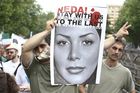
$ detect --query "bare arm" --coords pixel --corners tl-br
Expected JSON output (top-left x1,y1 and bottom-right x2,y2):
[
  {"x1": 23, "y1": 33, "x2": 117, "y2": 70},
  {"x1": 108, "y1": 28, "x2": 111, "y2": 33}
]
[
  {"x1": 104, "y1": 22, "x2": 131, "y2": 49},
  {"x1": 79, "y1": 84, "x2": 87, "y2": 93},
  {"x1": 21, "y1": 19, "x2": 55, "y2": 68},
  {"x1": 130, "y1": 80, "x2": 136, "y2": 93},
  {"x1": 130, "y1": 89, "x2": 136, "y2": 93}
]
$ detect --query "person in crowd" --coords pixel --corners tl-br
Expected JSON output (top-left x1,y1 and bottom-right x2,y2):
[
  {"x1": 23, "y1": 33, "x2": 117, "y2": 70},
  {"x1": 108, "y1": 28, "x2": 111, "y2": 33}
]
[
  {"x1": 79, "y1": 22, "x2": 136, "y2": 93},
  {"x1": 0, "y1": 44, "x2": 6, "y2": 70},
  {"x1": 21, "y1": 19, "x2": 78, "y2": 93},
  {"x1": 3, "y1": 43, "x2": 21, "y2": 76},
  {"x1": 2, "y1": 43, "x2": 30, "y2": 93},
  {"x1": 15, "y1": 65, "x2": 31, "y2": 93},
  {"x1": 87, "y1": 38, "x2": 135, "y2": 93},
  {"x1": 0, "y1": 70, "x2": 19, "y2": 93},
  {"x1": 0, "y1": 44, "x2": 7, "y2": 62}
]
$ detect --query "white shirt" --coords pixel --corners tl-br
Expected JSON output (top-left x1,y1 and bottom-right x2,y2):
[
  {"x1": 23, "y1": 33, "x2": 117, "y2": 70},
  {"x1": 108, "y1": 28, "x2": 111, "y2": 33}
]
[
  {"x1": 3, "y1": 60, "x2": 20, "y2": 76},
  {"x1": 15, "y1": 65, "x2": 31, "y2": 92},
  {"x1": 15, "y1": 65, "x2": 29, "y2": 85}
]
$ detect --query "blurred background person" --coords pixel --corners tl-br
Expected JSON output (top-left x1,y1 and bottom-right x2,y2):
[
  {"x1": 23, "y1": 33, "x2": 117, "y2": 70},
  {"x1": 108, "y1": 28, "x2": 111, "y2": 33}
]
[
  {"x1": 2, "y1": 43, "x2": 30, "y2": 93},
  {"x1": 15, "y1": 65, "x2": 31, "y2": 93},
  {"x1": 0, "y1": 44, "x2": 8, "y2": 70},
  {"x1": 2, "y1": 43, "x2": 21, "y2": 76}
]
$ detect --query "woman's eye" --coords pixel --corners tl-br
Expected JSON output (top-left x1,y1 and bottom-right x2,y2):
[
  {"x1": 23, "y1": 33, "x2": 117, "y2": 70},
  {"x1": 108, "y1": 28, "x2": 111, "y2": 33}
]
[
  {"x1": 82, "y1": 40, "x2": 94, "y2": 46},
  {"x1": 57, "y1": 41, "x2": 69, "y2": 46}
]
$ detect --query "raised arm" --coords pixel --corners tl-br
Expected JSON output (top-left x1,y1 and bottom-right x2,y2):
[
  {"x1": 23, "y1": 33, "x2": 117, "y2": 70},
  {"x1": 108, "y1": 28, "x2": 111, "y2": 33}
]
[
  {"x1": 21, "y1": 19, "x2": 56, "y2": 68},
  {"x1": 104, "y1": 22, "x2": 131, "y2": 49}
]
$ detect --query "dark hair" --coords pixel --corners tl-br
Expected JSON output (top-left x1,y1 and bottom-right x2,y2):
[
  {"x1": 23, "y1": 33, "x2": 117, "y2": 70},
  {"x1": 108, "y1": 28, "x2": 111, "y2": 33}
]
[
  {"x1": 0, "y1": 71, "x2": 19, "y2": 93},
  {"x1": 116, "y1": 38, "x2": 126, "y2": 48},
  {"x1": 7, "y1": 73, "x2": 19, "y2": 93},
  {"x1": 96, "y1": 28, "x2": 101, "y2": 38},
  {"x1": 45, "y1": 33, "x2": 51, "y2": 45}
]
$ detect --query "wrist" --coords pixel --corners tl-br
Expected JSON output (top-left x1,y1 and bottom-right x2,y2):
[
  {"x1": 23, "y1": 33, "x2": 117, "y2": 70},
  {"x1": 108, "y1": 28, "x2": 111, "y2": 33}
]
[
  {"x1": 112, "y1": 34, "x2": 119, "y2": 41},
  {"x1": 113, "y1": 32, "x2": 123, "y2": 40},
  {"x1": 115, "y1": 33, "x2": 123, "y2": 38},
  {"x1": 43, "y1": 30, "x2": 50, "y2": 37}
]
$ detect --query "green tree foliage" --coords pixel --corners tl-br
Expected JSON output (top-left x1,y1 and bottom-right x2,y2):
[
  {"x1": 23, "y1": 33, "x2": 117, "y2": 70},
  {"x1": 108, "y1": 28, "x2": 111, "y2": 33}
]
[
  {"x1": 115, "y1": 0, "x2": 140, "y2": 48},
  {"x1": 32, "y1": 12, "x2": 54, "y2": 35},
  {"x1": 0, "y1": 0, "x2": 54, "y2": 38},
  {"x1": 106, "y1": 15, "x2": 113, "y2": 34}
]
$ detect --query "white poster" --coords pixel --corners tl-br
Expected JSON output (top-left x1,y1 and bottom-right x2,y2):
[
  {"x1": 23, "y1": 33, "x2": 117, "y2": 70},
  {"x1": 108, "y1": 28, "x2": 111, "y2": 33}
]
[{"x1": 50, "y1": 5, "x2": 107, "y2": 85}]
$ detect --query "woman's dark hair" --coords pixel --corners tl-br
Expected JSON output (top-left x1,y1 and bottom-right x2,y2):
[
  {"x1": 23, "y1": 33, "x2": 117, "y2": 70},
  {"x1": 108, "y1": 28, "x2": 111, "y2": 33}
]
[
  {"x1": 45, "y1": 33, "x2": 51, "y2": 45},
  {"x1": 96, "y1": 28, "x2": 101, "y2": 38}
]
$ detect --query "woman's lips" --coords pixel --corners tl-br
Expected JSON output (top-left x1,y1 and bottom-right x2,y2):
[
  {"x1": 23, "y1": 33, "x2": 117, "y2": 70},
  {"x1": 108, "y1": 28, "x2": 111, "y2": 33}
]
[{"x1": 66, "y1": 67, "x2": 85, "y2": 74}]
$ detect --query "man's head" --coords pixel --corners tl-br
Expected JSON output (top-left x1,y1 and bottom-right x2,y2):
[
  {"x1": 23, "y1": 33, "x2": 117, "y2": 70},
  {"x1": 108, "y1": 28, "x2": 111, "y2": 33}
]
[
  {"x1": 34, "y1": 39, "x2": 49, "y2": 54},
  {"x1": 106, "y1": 38, "x2": 126, "y2": 61},
  {"x1": 6, "y1": 43, "x2": 19, "y2": 60},
  {"x1": 34, "y1": 39, "x2": 50, "y2": 62}
]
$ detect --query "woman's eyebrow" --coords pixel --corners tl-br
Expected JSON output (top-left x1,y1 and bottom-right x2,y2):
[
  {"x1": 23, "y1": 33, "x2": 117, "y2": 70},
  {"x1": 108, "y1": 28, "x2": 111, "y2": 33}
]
[
  {"x1": 80, "y1": 33, "x2": 95, "y2": 38},
  {"x1": 56, "y1": 34, "x2": 70, "y2": 38}
]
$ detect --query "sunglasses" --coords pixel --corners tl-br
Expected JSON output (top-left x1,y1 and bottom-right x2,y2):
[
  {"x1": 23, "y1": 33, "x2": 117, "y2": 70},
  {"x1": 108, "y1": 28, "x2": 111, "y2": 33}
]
[{"x1": 6, "y1": 51, "x2": 14, "y2": 54}]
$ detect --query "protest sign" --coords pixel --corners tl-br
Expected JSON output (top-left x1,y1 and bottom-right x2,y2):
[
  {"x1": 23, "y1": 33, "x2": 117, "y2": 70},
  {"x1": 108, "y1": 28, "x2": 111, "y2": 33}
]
[{"x1": 50, "y1": 5, "x2": 107, "y2": 85}]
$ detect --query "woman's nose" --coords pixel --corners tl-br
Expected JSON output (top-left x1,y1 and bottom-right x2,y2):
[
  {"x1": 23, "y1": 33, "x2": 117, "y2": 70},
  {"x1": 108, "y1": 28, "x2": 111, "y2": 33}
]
[{"x1": 68, "y1": 43, "x2": 80, "y2": 61}]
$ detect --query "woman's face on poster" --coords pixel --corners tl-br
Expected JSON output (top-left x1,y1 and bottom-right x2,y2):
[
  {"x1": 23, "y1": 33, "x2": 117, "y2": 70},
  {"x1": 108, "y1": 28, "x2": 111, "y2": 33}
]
[{"x1": 54, "y1": 26, "x2": 100, "y2": 84}]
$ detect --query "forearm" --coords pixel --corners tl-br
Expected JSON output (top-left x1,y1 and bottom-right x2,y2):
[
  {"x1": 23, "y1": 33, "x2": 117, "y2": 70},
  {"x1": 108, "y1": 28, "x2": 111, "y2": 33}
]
[
  {"x1": 21, "y1": 30, "x2": 50, "y2": 67},
  {"x1": 130, "y1": 89, "x2": 136, "y2": 93},
  {"x1": 130, "y1": 81, "x2": 136, "y2": 93},
  {"x1": 23, "y1": 30, "x2": 50, "y2": 52},
  {"x1": 79, "y1": 84, "x2": 87, "y2": 93},
  {"x1": 104, "y1": 22, "x2": 131, "y2": 49},
  {"x1": 104, "y1": 33, "x2": 121, "y2": 49},
  {"x1": 104, "y1": 36, "x2": 116, "y2": 49}
]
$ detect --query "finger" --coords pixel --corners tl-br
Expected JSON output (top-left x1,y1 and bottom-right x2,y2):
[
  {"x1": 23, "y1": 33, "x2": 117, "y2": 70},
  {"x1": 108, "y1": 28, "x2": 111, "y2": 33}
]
[
  {"x1": 122, "y1": 22, "x2": 128, "y2": 28},
  {"x1": 46, "y1": 18, "x2": 54, "y2": 25},
  {"x1": 50, "y1": 24, "x2": 54, "y2": 28},
  {"x1": 51, "y1": 18, "x2": 57, "y2": 22},
  {"x1": 125, "y1": 24, "x2": 131, "y2": 29},
  {"x1": 54, "y1": 17, "x2": 57, "y2": 20},
  {"x1": 47, "y1": 19, "x2": 55, "y2": 28},
  {"x1": 51, "y1": 18, "x2": 57, "y2": 26},
  {"x1": 54, "y1": 20, "x2": 57, "y2": 25},
  {"x1": 123, "y1": 31, "x2": 129, "y2": 36}
]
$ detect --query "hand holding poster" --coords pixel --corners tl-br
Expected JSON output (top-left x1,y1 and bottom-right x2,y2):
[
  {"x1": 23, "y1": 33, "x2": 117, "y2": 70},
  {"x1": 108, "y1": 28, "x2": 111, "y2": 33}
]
[{"x1": 50, "y1": 5, "x2": 107, "y2": 85}]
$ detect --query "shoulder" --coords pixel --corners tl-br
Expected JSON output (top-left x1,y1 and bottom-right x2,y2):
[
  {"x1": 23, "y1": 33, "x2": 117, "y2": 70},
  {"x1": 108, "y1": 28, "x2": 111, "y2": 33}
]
[
  {"x1": 16, "y1": 65, "x2": 24, "y2": 71},
  {"x1": 2, "y1": 61, "x2": 12, "y2": 66},
  {"x1": 120, "y1": 64, "x2": 130, "y2": 71},
  {"x1": 119, "y1": 64, "x2": 132, "y2": 75},
  {"x1": 21, "y1": 52, "x2": 35, "y2": 69}
]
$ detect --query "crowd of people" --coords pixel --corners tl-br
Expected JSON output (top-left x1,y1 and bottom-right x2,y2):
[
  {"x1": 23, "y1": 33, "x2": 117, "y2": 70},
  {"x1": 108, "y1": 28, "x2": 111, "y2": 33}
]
[
  {"x1": 0, "y1": 43, "x2": 30, "y2": 93},
  {"x1": 0, "y1": 18, "x2": 136, "y2": 93}
]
